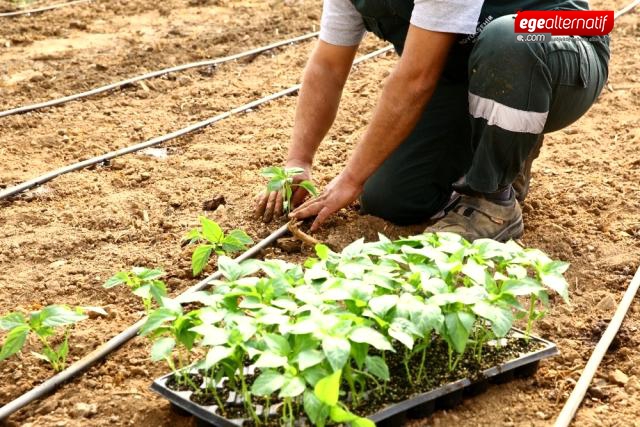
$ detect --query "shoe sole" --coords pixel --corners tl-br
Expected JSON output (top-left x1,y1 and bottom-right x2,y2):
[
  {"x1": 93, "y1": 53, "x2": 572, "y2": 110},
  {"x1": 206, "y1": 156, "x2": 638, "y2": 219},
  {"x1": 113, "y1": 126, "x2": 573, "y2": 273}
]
[{"x1": 492, "y1": 217, "x2": 524, "y2": 242}]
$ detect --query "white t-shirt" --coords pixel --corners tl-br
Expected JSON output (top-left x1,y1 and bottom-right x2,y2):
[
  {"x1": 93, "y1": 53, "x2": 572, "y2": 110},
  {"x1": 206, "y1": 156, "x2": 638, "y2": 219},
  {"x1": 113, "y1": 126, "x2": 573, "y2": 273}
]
[{"x1": 319, "y1": 0, "x2": 484, "y2": 46}]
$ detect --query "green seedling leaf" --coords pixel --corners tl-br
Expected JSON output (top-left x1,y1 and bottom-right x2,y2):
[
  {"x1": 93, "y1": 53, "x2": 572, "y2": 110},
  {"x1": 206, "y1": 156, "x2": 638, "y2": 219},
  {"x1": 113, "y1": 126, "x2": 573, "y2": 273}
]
[
  {"x1": 368, "y1": 295, "x2": 398, "y2": 317},
  {"x1": 330, "y1": 405, "x2": 357, "y2": 423},
  {"x1": 255, "y1": 351, "x2": 288, "y2": 369},
  {"x1": 315, "y1": 244, "x2": 331, "y2": 261},
  {"x1": 314, "y1": 369, "x2": 341, "y2": 406},
  {"x1": 263, "y1": 333, "x2": 291, "y2": 356},
  {"x1": 472, "y1": 301, "x2": 513, "y2": 337},
  {"x1": 151, "y1": 337, "x2": 175, "y2": 361},
  {"x1": 279, "y1": 375, "x2": 306, "y2": 398},
  {"x1": 322, "y1": 336, "x2": 350, "y2": 371},
  {"x1": 365, "y1": 355, "x2": 390, "y2": 381},
  {"x1": 191, "y1": 244, "x2": 214, "y2": 276},
  {"x1": 40, "y1": 305, "x2": 87, "y2": 327},
  {"x1": 462, "y1": 259, "x2": 488, "y2": 286},
  {"x1": 0, "y1": 312, "x2": 27, "y2": 330},
  {"x1": 349, "y1": 326, "x2": 392, "y2": 351},
  {"x1": 501, "y1": 278, "x2": 545, "y2": 296},
  {"x1": 204, "y1": 346, "x2": 233, "y2": 369},
  {"x1": 221, "y1": 230, "x2": 253, "y2": 253},
  {"x1": 444, "y1": 311, "x2": 475, "y2": 354},
  {"x1": 297, "y1": 180, "x2": 318, "y2": 197},
  {"x1": 140, "y1": 308, "x2": 177, "y2": 336},
  {"x1": 540, "y1": 272, "x2": 570, "y2": 303},
  {"x1": 190, "y1": 324, "x2": 228, "y2": 346},
  {"x1": 296, "y1": 349, "x2": 325, "y2": 371},
  {"x1": 200, "y1": 216, "x2": 224, "y2": 243},
  {"x1": 304, "y1": 390, "x2": 330, "y2": 427},
  {"x1": 103, "y1": 272, "x2": 129, "y2": 288},
  {"x1": 0, "y1": 324, "x2": 30, "y2": 361},
  {"x1": 251, "y1": 370, "x2": 286, "y2": 396}
]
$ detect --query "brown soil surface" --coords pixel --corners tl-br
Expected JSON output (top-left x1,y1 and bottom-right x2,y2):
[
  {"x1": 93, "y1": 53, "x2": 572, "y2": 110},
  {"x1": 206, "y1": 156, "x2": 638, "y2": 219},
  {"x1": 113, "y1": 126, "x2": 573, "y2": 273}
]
[{"x1": 0, "y1": 0, "x2": 638, "y2": 426}]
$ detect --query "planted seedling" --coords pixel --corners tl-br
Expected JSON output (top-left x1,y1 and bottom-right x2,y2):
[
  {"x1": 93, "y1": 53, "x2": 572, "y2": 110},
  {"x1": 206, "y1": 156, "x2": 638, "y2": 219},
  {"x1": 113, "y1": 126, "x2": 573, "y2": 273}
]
[
  {"x1": 183, "y1": 216, "x2": 253, "y2": 276},
  {"x1": 103, "y1": 267, "x2": 167, "y2": 313},
  {"x1": 0, "y1": 305, "x2": 105, "y2": 371},
  {"x1": 261, "y1": 166, "x2": 317, "y2": 214}
]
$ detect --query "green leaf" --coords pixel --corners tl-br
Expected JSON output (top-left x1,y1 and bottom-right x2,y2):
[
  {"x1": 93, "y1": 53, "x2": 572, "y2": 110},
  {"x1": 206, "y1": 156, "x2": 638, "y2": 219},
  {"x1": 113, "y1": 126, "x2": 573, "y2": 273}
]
[
  {"x1": 472, "y1": 301, "x2": 513, "y2": 337},
  {"x1": 139, "y1": 308, "x2": 177, "y2": 336},
  {"x1": 368, "y1": 295, "x2": 398, "y2": 317},
  {"x1": 352, "y1": 418, "x2": 376, "y2": 427},
  {"x1": 322, "y1": 336, "x2": 350, "y2": 371},
  {"x1": 444, "y1": 311, "x2": 475, "y2": 354},
  {"x1": 191, "y1": 245, "x2": 214, "y2": 276},
  {"x1": 0, "y1": 312, "x2": 27, "y2": 330},
  {"x1": 151, "y1": 337, "x2": 175, "y2": 361},
  {"x1": 255, "y1": 351, "x2": 288, "y2": 369},
  {"x1": 190, "y1": 324, "x2": 228, "y2": 346},
  {"x1": 0, "y1": 325, "x2": 29, "y2": 361},
  {"x1": 264, "y1": 333, "x2": 291, "y2": 356},
  {"x1": 222, "y1": 230, "x2": 253, "y2": 254},
  {"x1": 279, "y1": 375, "x2": 306, "y2": 398},
  {"x1": 136, "y1": 268, "x2": 164, "y2": 281},
  {"x1": 251, "y1": 370, "x2": 286, "y2": 396},
  {"x1": 349, "y1": 327, "x2": 392, "y2": 351},
  {"x1": 501, "y1": 278, "x2": 546, "y2": 296},
  {"x1": 315, "y1": 244, "x2": 331, "y2": 261},
  {"x1": 365, "y1": 355, "x2": 389, "y2": 381},
  {"x1": 540, "y1": 272, "x2": 570, "y2": 303},
  {"x1": 203, "y1": 346, "x2": 233, "y2": 369},
  {"x1": 304, "y1": 390, "x2": 329, "y2": 427},
  {"x1": 314, "y1": 369, "x2": 341, "y2": 406},
  {"x1": 462, "y1": 259, "x2": 488, "y2": 286},
  {"x1": 296, "y1": 349, "x2": 325, "y2": 371},
  {"x1": 56, "y1": 337, "x2": 69, "y2": 365},
  {"x1": 40, "y1": 305, "x2": 87, "y2": 327},
  {"x1": 103, "y1": 272, "x2": 129, "y2": 288},
  {"x1": 330, "y1": 406, "x2": 357, "y2": 423},
  {"x1": 297, "y1": 180, "x2": 318, "y2": 197},
  {"x1": 200, "y1": 216, "x2": 224, "y2": 243}
]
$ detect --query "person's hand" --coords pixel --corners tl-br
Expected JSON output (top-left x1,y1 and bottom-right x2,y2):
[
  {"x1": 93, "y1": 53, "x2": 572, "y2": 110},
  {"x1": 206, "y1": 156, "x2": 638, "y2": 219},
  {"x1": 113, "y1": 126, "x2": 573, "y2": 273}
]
[
  {"x1": 255, "y1": 162, "x2": 313, "y2": 222},
  {"x1": 289, "y1": 170, "x2": 363, "y2": 231}
]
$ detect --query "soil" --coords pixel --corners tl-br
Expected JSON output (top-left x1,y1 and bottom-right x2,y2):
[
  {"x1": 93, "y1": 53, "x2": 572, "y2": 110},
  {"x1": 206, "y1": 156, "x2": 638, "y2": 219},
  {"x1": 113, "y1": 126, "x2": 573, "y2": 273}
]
[{"x1": 0, "y1": 0, "x2": 638, "y2": 426}]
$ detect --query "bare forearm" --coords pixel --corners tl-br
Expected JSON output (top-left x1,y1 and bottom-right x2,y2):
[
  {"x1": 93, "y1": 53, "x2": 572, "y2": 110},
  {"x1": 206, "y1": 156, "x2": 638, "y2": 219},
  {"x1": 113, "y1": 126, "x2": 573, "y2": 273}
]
[{"x1": 287, "y1": 44, "x2": 356, "y2": 165}]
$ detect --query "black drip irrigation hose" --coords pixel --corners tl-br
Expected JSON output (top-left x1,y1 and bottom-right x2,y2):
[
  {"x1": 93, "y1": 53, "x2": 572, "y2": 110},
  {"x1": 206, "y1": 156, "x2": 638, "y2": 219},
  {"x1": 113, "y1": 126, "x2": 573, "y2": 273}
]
[
  {"x1": 0, "y1": 223, "x2": 290, "y2": 421},
  {"x1": 0, "y1": 31, "x2": 320, "y2": 119},
  {"x1": 0, "y1": 0, "x2": 92, "y2": 17},
  {"x1": 0, "y1": 45, "x2": 394, "y2": 202}
]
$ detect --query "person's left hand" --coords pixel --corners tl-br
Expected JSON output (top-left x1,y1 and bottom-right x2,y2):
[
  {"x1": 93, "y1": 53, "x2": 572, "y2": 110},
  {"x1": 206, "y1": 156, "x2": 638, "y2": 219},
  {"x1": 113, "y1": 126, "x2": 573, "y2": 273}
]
[{"x1": 289, "y1": 170, "x2": 363, "y2": 231}]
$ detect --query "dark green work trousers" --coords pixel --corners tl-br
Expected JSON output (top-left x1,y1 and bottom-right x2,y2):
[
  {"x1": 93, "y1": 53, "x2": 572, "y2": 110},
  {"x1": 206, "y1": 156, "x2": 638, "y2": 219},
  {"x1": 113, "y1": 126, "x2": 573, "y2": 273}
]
[{"x1": 361, "y1": 15, "x2": 610, "y2": 224}]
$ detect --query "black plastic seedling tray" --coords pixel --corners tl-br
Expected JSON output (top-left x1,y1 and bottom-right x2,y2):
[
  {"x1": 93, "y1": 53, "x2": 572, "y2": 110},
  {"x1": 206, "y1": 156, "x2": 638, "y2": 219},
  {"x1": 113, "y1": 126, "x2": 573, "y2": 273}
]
[{"x1": 151, "y1": 330, "x2": 558, "y2": 427}]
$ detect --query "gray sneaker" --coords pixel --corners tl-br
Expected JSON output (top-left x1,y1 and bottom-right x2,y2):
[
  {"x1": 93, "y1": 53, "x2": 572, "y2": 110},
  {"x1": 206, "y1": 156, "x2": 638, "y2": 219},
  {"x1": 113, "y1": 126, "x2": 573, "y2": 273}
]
[{"x1": 425, "y1": 193, "x2": 523, "y2": 242}]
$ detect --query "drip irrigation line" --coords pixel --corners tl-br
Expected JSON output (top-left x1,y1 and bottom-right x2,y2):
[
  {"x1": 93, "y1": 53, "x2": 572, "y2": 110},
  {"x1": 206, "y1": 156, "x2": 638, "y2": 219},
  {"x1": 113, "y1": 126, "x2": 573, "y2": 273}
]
[
  {"x1": 0, "y1": 31, "x2": 320, "y2": 119},
  {"x1": 0, "y1": 45, "x2": 394, "y2": 202},
  {"x1": 554, "y1": 265, "x2": 640, "y2": 427},
  {"x1": 0, "y1": 0, "x2": 91, "y2": 17},
  {"x1": 0, "y1": 223, "x2": 290, "y2": 421},
  {"x1": 615, "y1": 0, "x2": 640, "y2": 19}
]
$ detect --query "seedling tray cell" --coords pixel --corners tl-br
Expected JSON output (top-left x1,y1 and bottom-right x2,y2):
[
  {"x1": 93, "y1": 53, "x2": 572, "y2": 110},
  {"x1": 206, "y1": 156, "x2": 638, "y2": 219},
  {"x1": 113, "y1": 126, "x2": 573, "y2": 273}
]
[{"x1": 151, "y1": 330, "x2": 557, "y2": 426}]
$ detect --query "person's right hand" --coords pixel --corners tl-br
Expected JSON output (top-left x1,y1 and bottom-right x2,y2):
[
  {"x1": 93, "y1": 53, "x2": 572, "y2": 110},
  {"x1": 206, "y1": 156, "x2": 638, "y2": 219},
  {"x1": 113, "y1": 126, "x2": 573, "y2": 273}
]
[{"x1": 255, "y1": 162, "x2": 313, "y2": 222}]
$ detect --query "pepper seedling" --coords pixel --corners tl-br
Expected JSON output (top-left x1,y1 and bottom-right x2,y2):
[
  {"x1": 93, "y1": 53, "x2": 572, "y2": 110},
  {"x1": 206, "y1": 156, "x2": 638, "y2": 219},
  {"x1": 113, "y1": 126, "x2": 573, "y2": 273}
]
[
  {"x1": 261, "y1": 166, "x2": 318, "y2": 214},
  {"x1": 183, "y1": 216, "x2": 253, "y2": 276},
  {"x1": 0, "y1": 305, "x2": 105, "y2": 371},
  {"x1": 103, "y1": 267, "x2": 167, "y2": 313}
]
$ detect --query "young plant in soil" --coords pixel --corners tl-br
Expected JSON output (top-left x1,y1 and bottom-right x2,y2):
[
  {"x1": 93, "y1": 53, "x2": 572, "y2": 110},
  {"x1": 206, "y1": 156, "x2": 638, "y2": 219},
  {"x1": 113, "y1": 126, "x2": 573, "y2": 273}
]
[
  {"x1": 103, "y1": 267, "x2": 167, "y2": 313},
  {"x1": 261, "y1": 166, "x2": 318, "y2": 214},
  {"x1": 183, "y1": 216, "x2": 253, "y2": 276},
  {"x1": 0, "y1": 305, "x2": 105, "y2": 371},
  {"x1": 146, "y1": 232, "x2": 569, "y2": 426}
]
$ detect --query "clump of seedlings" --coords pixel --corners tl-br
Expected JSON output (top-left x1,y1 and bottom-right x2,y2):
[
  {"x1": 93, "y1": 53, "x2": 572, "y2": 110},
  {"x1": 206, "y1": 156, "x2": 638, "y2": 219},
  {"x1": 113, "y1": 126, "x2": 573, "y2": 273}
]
[
  {"x1": 0, "y1": 305, "x2": 105, "y2": 371},
  {"x1": 183, "y1": 216, "x2": 253, "y2": 276},
  {"x1": 261, "y1": 166, "x2": 318, "y2": 214},
  {"x1": 145, "y1": 232, "x2": 569, "y2": 425}
]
